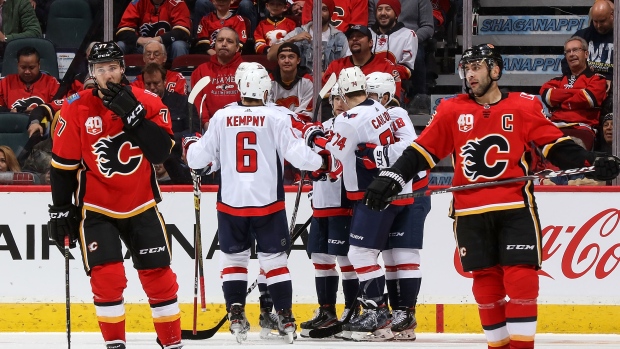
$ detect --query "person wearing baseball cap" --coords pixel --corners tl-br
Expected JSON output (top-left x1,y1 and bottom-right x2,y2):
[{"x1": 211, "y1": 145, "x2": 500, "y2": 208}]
[
  {"x1": 271, "y1": 42, "x2": 314, "y2": 118},
  {"x1": 345, "y1": 25, "x2": 373, "y2": 40}
]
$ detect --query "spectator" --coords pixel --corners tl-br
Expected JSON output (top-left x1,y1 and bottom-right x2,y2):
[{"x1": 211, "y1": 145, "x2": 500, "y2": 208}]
[
  {"x1": 154, "y1": 163, "x2": 172, "y2": 184},
  {"x1": 370, "y1": 0, "x2": 417, "y2": 82},
  {"x1": 0, "y1": 0, "x2": 42, "y2": 57},
  {"x1": 597, "y1": 113, "x2": 614, "y2": 155},
  {"x1": 254, "y1": 0, "x2": 297, "y2": 55},
  {"x1": 0, "y1": 46, "x2": 59, "y2": 137},
  {"x1": 231, "y1": 0, "x2": 259, "y2": 38},
  {"x1": 291, "y1": 0, "x2": 304, "y2": 17},
  {"x1": 131, "y1": 41, "x2": 187, "y2": 95},
  {"x1": 301, "y1": 0, "x2": 368, "y2": 32},
  {"x1": 195, "y1": 0, "x2": 248, "y2": 55},
  {"x1": 268, "y1": 0, "x2": 349, "y2": 74},
  {"x1": 142, "y1": 63, "x2": 197, "y2": 184},
  {"x1": 115, "y1": 0, "x2": 190, "y2": 59},
  {"x1": 270, "y1": 42, "x2": 313, "y2": 118},
  {"x1": 323, "y1": 25, "x2": 403, "y2": 96},
  {"x1": 540, "y1": 36, "x2": 607, "y2": 150},
  {"x1": 430, "y1": 0, "x2": 451, "y2": 36},
  {"x1": 369, "y1": 0, "x2": 434, "y2": 114},
  {"x1": 186, "y1": 0, "x2": 215, "y2": 39},
  {"x1": 190, "y1": 27, "x2": 243, "y2": 130},
  {"x1": 0, "y1": 145, "x2": 20, "y2": 172}
]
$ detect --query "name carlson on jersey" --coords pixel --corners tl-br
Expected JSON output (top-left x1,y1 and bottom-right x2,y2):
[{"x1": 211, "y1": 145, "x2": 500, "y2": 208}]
[
  {"x1": 226, "y1": 115, "x2": 266, "y2": 127},
  {"x1": 371, "y1": 111, "x2": 391, "y2": 129}
]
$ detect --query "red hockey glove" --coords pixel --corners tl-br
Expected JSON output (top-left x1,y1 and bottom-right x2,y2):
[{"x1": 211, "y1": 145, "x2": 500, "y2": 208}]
[
  {"x1": 182, "y1": 132, "x2": 202, "y2": 159},
  {"x1": 302, "y1": 122, "x2": 325, "y2": 148}
]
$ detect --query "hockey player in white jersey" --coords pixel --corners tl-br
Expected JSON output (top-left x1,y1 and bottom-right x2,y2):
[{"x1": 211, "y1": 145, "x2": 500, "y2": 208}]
[
  {"x1": 356, "y1": 72, "x2": 430, "y2": 340},
  {"x1": 299, "y1": 83, "x2": 360, "y2": 338},
  {"x1": 184, "y1": 68, "x2": 339, "y2": 344},
  {"x1": 304, "y1": 67, "x2": 415, "y2": 341}
]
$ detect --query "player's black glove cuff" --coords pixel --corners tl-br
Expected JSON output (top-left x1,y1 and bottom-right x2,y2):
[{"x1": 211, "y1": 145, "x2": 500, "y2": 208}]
[
  {"x1": 363, "y1": 168, "x2": 405, "y2": 211},
  {"x1": 100, "y1": 81, "x2": 146, "y2": 129},
  {"x1": 586, "y1": 153, "x2": 620, "y2": 181},
  {"x1": 48, "y1": 204, "x2": 79, "y2": 249}
]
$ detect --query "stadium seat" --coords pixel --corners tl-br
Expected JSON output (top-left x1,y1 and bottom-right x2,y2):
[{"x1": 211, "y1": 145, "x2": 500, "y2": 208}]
[
  {"x1": 45, "y1": 0, "x2": 93, "y2": 51},
  {"x1": 0, "y1": 112, "x2": 30, "y2": 156},
  {"x1": 170, "y1": 54, "x2": 209, "y2": 76},
  {"x1": 241, "y1": 54, "x2": 278, "y2": 73},
  {"x1": 1, "y1": 38, "x2": 59, "y2": 79},
  {"x1": 124, "y1": 53, "x2": 146, "y2": 78}
]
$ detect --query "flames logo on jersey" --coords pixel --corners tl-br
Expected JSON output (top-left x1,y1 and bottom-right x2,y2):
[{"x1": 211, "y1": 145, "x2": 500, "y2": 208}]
[
  {"x1": 265, "y1": 30, "x2": 288, "y2": 45},
  {"x1": 139, "y1": 21, "x2": 172, "y2": 38},
  {"x1": 276, "y1": 95, "x2": 300, "y2": 111},
  {"x1": 92, "y1": 132, "x2": 143, "y2": 178},
  {"x1": 11, "y1": 97, "x2": 45, "y2": 113},
  {"x1": 377, "y1": 35, "x2": 388, "y2": 47},
  {"x1": 460, "y1": 134, "x2": 509, "y2": 181}
]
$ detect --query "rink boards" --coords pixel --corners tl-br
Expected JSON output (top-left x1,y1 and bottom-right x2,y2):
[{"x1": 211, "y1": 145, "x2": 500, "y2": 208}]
[{"x1": 0, "y1": 186, "x2": 619, "y2": 333}]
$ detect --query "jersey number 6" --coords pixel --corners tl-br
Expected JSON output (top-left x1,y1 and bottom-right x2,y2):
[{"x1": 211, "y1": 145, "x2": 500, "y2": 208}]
[{"x1": 236, "y1": 131, "x2": 258, "y2": 173}]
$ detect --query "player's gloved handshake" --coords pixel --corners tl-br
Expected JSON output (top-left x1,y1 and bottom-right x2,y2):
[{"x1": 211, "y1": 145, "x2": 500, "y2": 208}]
[
  {"x1": 310, "y1": 150, "x2": 343, "y2": 182},
  {"x1": 48, "y1": 204, "x2": 79, "y2": 249},
  {"x1": 586, "y1": 153, "x2": 620, "y2": 181},
  {"x1": 302, "y1": 122, "x2": 328, "y2": 149},
  {"x1": 100, "y1": 81, "x2": 146, "y2": 129},
  {"x1": 356, "y1": 143, "x2": 390, "y2": 170},
  {"x1": 363, "y1": 168, "x2": 407, "y2": 211}
]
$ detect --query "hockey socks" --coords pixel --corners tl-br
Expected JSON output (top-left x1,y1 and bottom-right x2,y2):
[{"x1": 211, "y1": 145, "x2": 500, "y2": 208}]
[
  {"x1": 258, "y1": 270, "x2": 274, "y2": 311},
  {"x1": 341, "y1": 278, "x2": 359, "y2": 309},
  {"x1": 316, "y1": 275, "x2": 339, "y2": 305},
  {"x1": 223, "y1": 280, "x2": 248, "y2": 308},
  {"x1": 397, "y1": 277, "x2": 421, "y2": 308}
]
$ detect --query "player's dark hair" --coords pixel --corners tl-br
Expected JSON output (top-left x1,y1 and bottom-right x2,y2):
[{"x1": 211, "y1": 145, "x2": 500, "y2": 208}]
[
  {"x1": 142, "y1": 63, "x2": 166, "y2": 81},
  {"x1": 16, "y1": 46, "x2": 40, "y2": 62},
  {"x1": 345, "y1": 90, "x2": 367, "y2": 99}
]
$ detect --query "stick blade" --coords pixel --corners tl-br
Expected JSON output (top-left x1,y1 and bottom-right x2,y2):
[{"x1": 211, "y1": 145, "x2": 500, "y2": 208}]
[
  {"x1": 319, "y1": 73, "x2": 337, "y2": 99},
  {"x1": 188, "y1": 76, "x2": 211, "y2": 104},
  {"x1": 181, "y1": 316, "x2": 226, "y2": 340},
  {"x1": 307, "y1": 322, "x2": 343, "y2": 338}
]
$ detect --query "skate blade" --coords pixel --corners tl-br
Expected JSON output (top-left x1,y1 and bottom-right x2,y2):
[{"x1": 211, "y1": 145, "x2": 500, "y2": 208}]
[
  {"x1": 260, "y1": 328, "x2": 287, "y2": 340},
  {"x1": 285, "y1": 332, "x2": 295, "y2": 344},
  {"x1": 340, "y1": 330, "x2": 352, "y2": 340},
  {"x1": 232, "y1": 328, "x2": 248, "y2": 343},
  {"x1": 299, "y1": 328, "x2": 311, "y2": 338},
  {"x1": 350, "y1": 328, "x2": 394, "y2": 342},
  {"x1": 393, "y1": 328, "x2": 416, "y2": 341}
]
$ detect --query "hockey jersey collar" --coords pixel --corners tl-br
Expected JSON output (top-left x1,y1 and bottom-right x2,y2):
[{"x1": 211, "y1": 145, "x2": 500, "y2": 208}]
[{"x1": 370, "y1": 21, "x2": 406, "y2": 36}]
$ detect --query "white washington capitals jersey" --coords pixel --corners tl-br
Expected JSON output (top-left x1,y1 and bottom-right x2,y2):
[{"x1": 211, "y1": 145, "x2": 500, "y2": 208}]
[
  {"x1": 312, "y1": 118, "x2": 353, "y2": 216},
  {"x1": 386, "y1": 106, "x2": 426, "y2": 182},
  {"x1": 371, "y1": 25, "x2": 418, "y2": 72},
  {"x1": 186, "y1": 103, "x2": 323, "y2": 216},
  {"x1": 328, "y1": 99, "x2": 412, "y2": 204}
]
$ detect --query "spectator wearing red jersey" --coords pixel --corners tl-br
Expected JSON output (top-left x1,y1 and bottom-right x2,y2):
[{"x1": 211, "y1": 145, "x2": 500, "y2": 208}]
[
  {"x1": 254, "y1": 0, "x2": 297, "y2": 55},
  {"x1": 540, "y1": 36, "x2": 607, "y2": 150},
  {"x1": 116, "y1": 0, "x2": 191, "y2": 59},
  {"x1": 130, "y1": 41, "x2": 187, "y2": 95},
  {"x1": 195, "y1": 0, "x2": 248, "y2": 55},
  {"x1": 0, "y1": 46, "x2": 59, "y2": 136},
  {"x1": 190, "y1": 28, "x2": 243, "y2": 130},
  {"x1": 301, "y1": 0, "x2": 368, "y2": 32}
]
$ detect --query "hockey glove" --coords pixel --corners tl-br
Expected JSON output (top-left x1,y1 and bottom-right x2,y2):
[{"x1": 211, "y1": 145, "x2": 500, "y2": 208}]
[
  {"x1": 317, "y1": 149, "x2": 343, "y2": 182},
  {"x1": 363, "y1": 168, "x2": 406, "y2": 211},
  {"x1": 586, "y1": 153, "x2": 620, "y2": 181},
  {"x1": 100, "y1": 81, "x2": 146, "y2": 129},
  {"x1": 356, "y1": 143, "x2": 390, "y2": 170},
  {"x1": 182, "y1": 132, "x2": 202, "y2": 159},
  {"x1": 302, "y1": 123, "x2": 325, "y2": 148},
  {"x1": 48, "y1": 204, "x2": 79, "y2": 249}
]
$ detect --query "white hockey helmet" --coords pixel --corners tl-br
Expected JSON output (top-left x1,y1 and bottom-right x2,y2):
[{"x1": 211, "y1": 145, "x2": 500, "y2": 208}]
[
  {"x1": 329, "y1": 82, "x2": 340, "y2": 105},
  {"x1": 337, "y1": 66, "x2": 367, "y2": 98},
  {"x1": 235, "y1": 62, "x2": 267, "y2": 86},
  {"x1": 366, "y1": 72, "x2": 396, "y2": 104},
  {"x1": 238, "y1": 68, "x2": 272, "y2": 104}
]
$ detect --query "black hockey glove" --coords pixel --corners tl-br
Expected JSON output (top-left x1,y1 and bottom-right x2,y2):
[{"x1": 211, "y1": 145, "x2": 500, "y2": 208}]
[
  {"x1": 356, "y1": 143, "x2": 390, "y2": 170},
  {"x1": 363, "y1": 168, "x2": 406, "y2": 211},
  {"x1": 100, "y1": 81, "x2": 146, "y2": 129},
  {"x1": 586, "y1": 153, "x2": 620, "y2": 181},
  {"x1": 48, "y1": 204, "x2": 79, "y2": 249}
]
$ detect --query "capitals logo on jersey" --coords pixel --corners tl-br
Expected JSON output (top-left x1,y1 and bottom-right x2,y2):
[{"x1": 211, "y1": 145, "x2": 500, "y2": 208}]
[
  {"x1": 139, "y1": 21, "x2": 172, "y2": 37},
  {"x1": 12, "y1": 97, "x2": 45, "y2": 113},
  {"x1": 460, "y1": 134, "x2": 509, "y2": 181},
  {"x1": 92, "y1": 132, "x2": 143, "y2": 178}
]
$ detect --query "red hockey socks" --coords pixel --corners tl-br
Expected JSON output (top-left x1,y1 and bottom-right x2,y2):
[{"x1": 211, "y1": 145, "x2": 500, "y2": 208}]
[{"x1": 138, "y1": 267, "x2": 181, "y2": 346}]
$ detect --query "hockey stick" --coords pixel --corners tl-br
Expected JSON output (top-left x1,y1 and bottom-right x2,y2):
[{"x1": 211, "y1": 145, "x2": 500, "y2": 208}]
[
  {"x1": 386, "y1": 166, "x2": 596, "y2": 202},
  {"x1": 290, "y1": 73, "x2": 338, "y2": 236},
  {"x1": 188, "y1": 77, "x2": 211, "y2": 333},
  {"x1": 64, "y1": 236, "x2": 71, "y2": 349},
  {"x1": 180, "y1": 215, "x2": 313, "y2": 340}
]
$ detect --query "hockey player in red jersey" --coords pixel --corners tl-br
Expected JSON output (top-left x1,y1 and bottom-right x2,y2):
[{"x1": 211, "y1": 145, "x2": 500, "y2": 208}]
[
  {"x1": 364, "y1": 44, "x2": 620, "y2": 349},
  {"x1": 47, "y1": 42, "x2": 182, "y2": 349},
  {"x1": 184, "y1": 67, "x2": 340, "y2": 344}
]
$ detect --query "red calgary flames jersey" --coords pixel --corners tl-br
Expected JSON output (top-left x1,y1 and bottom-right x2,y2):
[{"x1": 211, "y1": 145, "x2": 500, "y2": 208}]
[
  {"x1": 414, "y1": 92, "x2": 568, "y2": 216},
  {"x1": 131, "y1": 70, "x2": 188, "y2": 95},
  {"x1": 51, "y1": 88, "x2": 173, "y2": 218},
  {"x1": 0, "y1": 74, "x2": 59, "y2": 112},
  {"x1": 302, "y1": 0, "x2": 368, "y2": 31},
  {"x1": 117, "y1": 0, "x2": 191, "y2": 38},
  {"x1": 196, "y1": 13, "x2": 247, "y2": 48},
  {"x1": 254, "y1": 17, "x2": 297, "y2": 54}
]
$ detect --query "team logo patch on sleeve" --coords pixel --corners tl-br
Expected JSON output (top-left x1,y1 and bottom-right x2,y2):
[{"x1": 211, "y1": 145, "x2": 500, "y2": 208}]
[
  {"x1": 67, "y1": 93, "x2": 80, "y2": 104},
  {"x1": 457, "y1": 113, "x2": 474, "y2": 132},
  {"x1": 85, "y1": 116, "x2": 103, "y2": 135}
]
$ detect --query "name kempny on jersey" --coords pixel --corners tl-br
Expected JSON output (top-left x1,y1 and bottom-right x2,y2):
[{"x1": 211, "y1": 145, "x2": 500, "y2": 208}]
[{"x1": 226, "y1": 115, "x2": 266, "y2": 127}]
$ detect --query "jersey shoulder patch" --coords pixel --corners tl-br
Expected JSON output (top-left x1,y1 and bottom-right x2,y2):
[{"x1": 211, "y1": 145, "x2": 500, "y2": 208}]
[{"x1": 66, "y1": 93, "x2": 80, "y2": 104}]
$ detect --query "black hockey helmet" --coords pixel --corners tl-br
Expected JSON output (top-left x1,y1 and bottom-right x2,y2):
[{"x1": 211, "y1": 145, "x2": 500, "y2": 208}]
[
  {"x1": 88, "y1": 41, "x2": 125, "y2": 68},
  {"x1": 458, "y1": 43, "x2": 503, "y2": 80}
]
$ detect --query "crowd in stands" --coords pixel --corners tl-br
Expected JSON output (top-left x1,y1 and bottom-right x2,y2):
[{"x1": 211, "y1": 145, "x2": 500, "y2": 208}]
[{"x1": 0, "y1": 0, "x2": 616, "y2": 185}]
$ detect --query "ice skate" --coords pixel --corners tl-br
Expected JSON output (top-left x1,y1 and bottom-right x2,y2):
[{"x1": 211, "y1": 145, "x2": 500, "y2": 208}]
[
  {"x1": 259, "y1": 308, "x2": 283, "y2": 339},
  {"x1": 335, "y1": 306, "x2": 361, "y2": 339},
  {"x1": 391, "y1": 307, "x2": 417, "y2": 340},
  {"x1": 277, "y1": 308, "x2": 297, "y2": 344},
  {"x1": 106, "y1": 342, "x2": 126, "y2": 349},
  {"x1": 228, "y1": 303, "x2": 250, "y2": 343},
  {"x1": 346, "y1": 300, "x2": 393, "y2": 342},
  {"x1": 300, "y1": 304, "x2": 338, "y2": 338}
]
